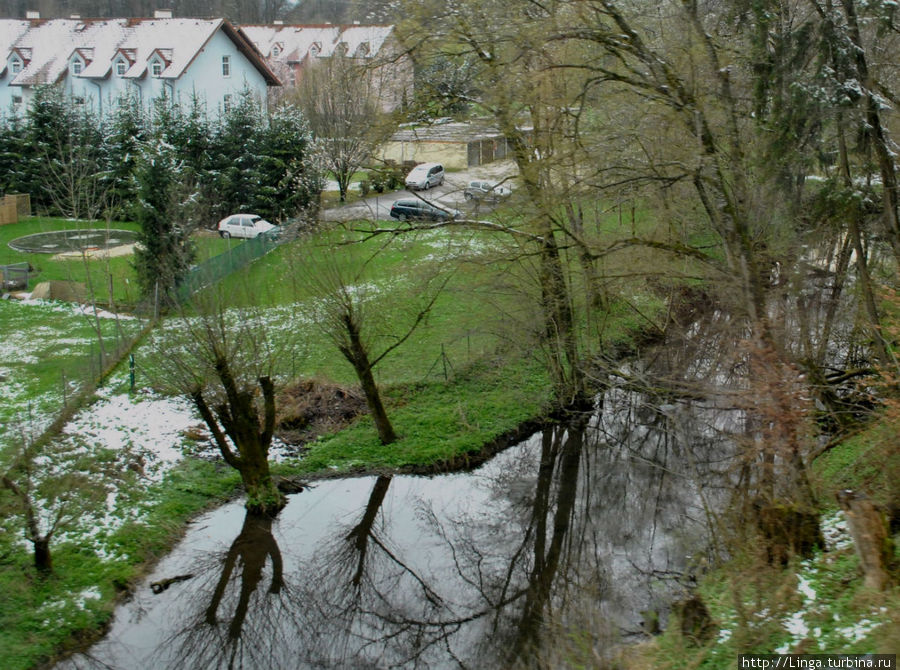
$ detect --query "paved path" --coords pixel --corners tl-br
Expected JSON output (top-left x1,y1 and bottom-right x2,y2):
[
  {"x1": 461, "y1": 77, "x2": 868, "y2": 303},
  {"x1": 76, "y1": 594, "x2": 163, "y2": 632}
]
[{"x1": 322, "y1": 160, "x2": 518, "y2": 222}]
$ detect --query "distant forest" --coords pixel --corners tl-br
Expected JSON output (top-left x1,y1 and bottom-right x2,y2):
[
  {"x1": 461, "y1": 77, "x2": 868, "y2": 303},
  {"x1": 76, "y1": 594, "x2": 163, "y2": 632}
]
[{"x1": 0, "y1": 0, "x2": 396, "y2": 24}]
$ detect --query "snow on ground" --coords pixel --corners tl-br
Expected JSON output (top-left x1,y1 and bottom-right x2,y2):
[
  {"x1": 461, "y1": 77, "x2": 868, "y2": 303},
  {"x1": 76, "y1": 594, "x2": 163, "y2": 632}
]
[{"x1": 60, "y1": 390, "x2": 200, "y2": 482}]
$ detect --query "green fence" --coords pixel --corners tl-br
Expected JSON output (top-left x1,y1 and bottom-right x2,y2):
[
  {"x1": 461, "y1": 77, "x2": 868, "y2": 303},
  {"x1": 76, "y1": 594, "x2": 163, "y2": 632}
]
[{"x1": 176, "y1": 231, "x2": 282, "y2": 301}]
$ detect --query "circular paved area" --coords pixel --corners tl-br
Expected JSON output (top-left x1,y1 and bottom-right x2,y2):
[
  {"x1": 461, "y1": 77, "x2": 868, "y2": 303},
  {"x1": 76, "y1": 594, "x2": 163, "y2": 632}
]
[{"x1": 8, "y1": 229, "x2": 139, "y2": 254}]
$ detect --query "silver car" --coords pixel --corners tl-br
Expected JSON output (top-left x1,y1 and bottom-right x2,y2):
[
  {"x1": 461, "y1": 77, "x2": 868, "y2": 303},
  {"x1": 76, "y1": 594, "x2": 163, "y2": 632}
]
[
  {"x1": 464, "y1": 180, "x2": 512, "y2": 202},
  {"x1": 405, "y1": 163, "x2": 445, "y2": 190}
]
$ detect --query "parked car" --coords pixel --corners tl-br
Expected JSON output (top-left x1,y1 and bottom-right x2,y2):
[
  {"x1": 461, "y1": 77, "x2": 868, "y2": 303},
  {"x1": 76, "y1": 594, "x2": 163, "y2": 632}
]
[
  {"x1": 217, "y1": 214, "x2": 276, "y2": 239},
  {"x1": 463, "y1": 180, "x2": 512, "y2": 202},
  {"x1": 389, "y1": 199, "x2": 460, "y2": 221},
  {"x1": 404, "y1": 162, "x2": 445, "y2": 190}
]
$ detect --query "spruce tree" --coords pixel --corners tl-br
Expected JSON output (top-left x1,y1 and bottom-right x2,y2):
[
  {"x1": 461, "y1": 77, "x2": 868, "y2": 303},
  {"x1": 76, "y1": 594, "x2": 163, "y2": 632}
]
[{"x1": 132, "y1": 141, "x2": 195, "y2": 306}]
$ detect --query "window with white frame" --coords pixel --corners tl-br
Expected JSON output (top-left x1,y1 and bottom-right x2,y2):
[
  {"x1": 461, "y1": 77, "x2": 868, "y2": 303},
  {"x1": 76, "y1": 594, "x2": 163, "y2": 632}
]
[
  {"x1": 72, "y1": 59, "x2": 83, "y2": 75},
  {"x1": 151, "y1": 60, "x2": 163, "y2": 77},
  {"x1": 10, "y1": 57, "x2": 22, "y2": 74},
  {"x1": 223, "y1": 93, "x2": 232, "y2": 112},
  {"x1": 271, "y1": 44, "x2": 281, "y2": 57},
  {"x1": 116, "y1": 59, "x2": 127, "y2": 76},
  {"x1": 222, "y1": 55, "x2": 231, "y2": 77}
]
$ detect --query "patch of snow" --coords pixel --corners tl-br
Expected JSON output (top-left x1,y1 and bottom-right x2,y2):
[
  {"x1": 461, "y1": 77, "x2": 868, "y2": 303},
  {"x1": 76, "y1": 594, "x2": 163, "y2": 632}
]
[
  {"x1": 820, "y1": 511, "x2": 853, "y2": 550},
  {"x1": 61, "y1": 391, "x2": 197, "y2": 480},
  {"x1": 796, "y1": 574, "x2": 816, "y2": 602}
]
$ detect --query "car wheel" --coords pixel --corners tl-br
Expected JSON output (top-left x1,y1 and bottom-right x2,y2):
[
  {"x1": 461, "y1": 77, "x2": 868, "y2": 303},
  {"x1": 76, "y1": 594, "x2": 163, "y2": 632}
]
[
  {"x1": 399, "y1": 213, "x2": 407, "y2": 221},
  {"x1": 424, "y1": 181, "x2": 430, "y2": 190},
  {"x1": 464, "y1": 192, "x2": 473, "y2": 201},
  {"x1": 221, "y1": 231, "x2": 230, "y2": 239}
]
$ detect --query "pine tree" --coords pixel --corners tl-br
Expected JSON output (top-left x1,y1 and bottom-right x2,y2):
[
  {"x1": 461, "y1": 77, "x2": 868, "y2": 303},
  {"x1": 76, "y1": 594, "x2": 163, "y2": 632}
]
[{"x1": 208, "y1": 87, "x2": 262, "y2": 221}]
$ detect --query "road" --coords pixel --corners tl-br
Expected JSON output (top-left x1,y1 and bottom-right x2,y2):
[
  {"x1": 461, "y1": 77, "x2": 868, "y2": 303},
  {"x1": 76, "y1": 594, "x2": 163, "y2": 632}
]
[{"x1": 321, "y1": 160, "x2": 518, "y2": 223}]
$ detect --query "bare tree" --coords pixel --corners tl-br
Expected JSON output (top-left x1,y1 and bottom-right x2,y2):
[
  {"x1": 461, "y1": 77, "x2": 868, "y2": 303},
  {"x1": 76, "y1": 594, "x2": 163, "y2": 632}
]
[
  {"x1": 290, "y1": 235, "x2": 452, "y2": 445},
  {"x1": 292, "y1": 56, "x2": 393, "y2": 202},
  {"x1": 149, "y1": 287, "x2": 297, "y2": 514},
  {"x1": 0, "y1": 427, "x2": 106, "y2": 575}
]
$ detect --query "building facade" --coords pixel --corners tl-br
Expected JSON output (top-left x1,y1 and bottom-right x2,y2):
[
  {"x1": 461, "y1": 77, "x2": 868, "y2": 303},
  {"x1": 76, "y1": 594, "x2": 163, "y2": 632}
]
[
  {"x1": 240, "y1": 23, "x2": 413, "y2": 112},
  {"x1": 0, "y1": 15, "x2": 279, "y2": 118}
]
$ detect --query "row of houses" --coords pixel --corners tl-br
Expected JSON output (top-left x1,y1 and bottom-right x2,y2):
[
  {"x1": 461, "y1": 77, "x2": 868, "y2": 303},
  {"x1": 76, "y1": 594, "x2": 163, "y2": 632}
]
[{"x1": 0, "y1": 12, "x2": 413, "y2": 118}]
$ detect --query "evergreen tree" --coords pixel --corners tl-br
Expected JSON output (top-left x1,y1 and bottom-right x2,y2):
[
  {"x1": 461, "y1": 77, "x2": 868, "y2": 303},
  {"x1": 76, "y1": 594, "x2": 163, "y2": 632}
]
[
  {"x1": 0, "y1": 112, "x2": 27, "y2": 196},
  {"x1": 132, "y1": 140, "x2": 195, "y2": 305},
  {"x1": 104, "y1": 94, "x2": 146, "y2": 220},
  {"x1": 22, "y1": 86, "x2": 71, "y2": 214},
  {"x1": 253, "y1": 103, "x2": 320, "y2": 222},
  {"x1": 208, "y1": 87, "x2": 262, "y2": 221}
]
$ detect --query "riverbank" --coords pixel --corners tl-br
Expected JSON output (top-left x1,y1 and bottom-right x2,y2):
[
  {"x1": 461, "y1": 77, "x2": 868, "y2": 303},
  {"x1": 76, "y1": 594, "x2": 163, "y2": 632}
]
[{"x1": 608, "y1": 410, "x2": 900, "y2": 667}]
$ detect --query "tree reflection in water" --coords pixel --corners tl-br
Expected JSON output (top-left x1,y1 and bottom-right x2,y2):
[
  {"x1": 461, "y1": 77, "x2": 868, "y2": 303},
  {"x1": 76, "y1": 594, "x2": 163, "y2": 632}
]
[
  {"x1": 163, "y1": 511, "x2": 299, "y2": 670},
  {"x1": 57, "y1": 376, "x2": 731, "y2": 670}
]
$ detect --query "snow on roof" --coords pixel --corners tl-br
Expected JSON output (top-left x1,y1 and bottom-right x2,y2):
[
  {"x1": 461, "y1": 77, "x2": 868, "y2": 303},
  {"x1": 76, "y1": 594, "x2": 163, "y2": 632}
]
[
  {"x1": 240, "y1": 23, "x2": 395, "y2": 63},
  {"x1": 0, "y1": 19, "x2": 29, "y2": 75},
  {"x1": 1, "y1": 17, "x2": 276, "y2": 86}
]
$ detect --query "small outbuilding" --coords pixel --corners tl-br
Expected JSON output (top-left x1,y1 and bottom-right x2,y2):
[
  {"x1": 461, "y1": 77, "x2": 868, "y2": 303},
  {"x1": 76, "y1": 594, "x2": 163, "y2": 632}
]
[{"x1": 380, "y1": 121, "x2": 529, "y2": 170}]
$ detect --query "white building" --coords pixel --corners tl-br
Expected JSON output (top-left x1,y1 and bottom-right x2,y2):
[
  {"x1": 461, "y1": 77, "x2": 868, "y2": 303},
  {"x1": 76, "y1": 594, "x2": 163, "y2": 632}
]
[{"x1": 0, "y1": 15, "x2": 280, "y2": 118}]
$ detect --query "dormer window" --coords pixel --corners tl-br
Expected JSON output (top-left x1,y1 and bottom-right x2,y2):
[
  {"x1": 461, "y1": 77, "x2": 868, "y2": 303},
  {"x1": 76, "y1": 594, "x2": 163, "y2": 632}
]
[
  {"x1": 271, "y1": 44, "x2": 282, "y2": 57},
  {"x1": 10, "y1": 57, "x2": 22, "y2": 74},
  {"x1": 115, "y1": 59, "x2": 127, "y2": 76},
  {"x1": 72, "y1": 59, "x2": 83, "y2": 75},
  {"x1": 222, "y1": 55, "x2": 231, "y2": 77},
  {"x1": 151, "y1": 60, "x2": 163, "y2": 77},
  {"x1": 309, "y1": 42, "x2": 321, "y2": 57}
]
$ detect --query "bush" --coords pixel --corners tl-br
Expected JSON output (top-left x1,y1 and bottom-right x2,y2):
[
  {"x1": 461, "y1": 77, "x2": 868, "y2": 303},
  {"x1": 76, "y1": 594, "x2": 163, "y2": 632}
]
[
  {"x1": 359, "y1": 180, "x2": 370, "y2": 197},
  {"x1": 370, "y1": 172, "x2": 386, "y2": 193}
]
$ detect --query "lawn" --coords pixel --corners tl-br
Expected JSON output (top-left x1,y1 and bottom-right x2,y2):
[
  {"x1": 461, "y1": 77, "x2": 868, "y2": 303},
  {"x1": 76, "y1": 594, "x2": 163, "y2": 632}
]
[{"x1": 0, "y1": 218, "x2": 236, "y2": 308}]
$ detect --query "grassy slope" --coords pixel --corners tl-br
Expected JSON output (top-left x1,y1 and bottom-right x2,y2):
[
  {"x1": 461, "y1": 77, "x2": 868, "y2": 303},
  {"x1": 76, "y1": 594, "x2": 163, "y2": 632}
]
[{"x1": 624, "y1": 411, "x2": 900, "y2": 667}]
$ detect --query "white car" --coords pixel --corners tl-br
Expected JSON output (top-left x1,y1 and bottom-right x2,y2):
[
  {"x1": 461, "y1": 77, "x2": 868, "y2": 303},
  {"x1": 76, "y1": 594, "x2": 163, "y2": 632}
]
[
  {"x1": 405, "y1": 162, "x2": 445, "y2": 190},
  {"x1": 216, "y1": 214, "x2": 275, "y2": 239}
]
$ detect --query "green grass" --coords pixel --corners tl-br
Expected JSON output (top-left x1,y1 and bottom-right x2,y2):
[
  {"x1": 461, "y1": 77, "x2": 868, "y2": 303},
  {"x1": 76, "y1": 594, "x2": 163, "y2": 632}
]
[
  {"x1": 287, "y1": 356, "x2": 549, "y2": 473},
  {"x1": 0, "y1": 299, "x2": 144, "y2": 452},
  {"x1": 0, "y1": 218, "x2": 228, "y2": 308},
  {"x1": 0, "y1": 458, "x2": 241, "y2": 670}
]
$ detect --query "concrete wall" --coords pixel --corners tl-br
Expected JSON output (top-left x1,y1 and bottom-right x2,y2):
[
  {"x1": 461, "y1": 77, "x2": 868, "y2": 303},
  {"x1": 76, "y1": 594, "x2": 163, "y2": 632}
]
[{"x1": 381, "y1": 140, "x2": 469, "y2": 170}]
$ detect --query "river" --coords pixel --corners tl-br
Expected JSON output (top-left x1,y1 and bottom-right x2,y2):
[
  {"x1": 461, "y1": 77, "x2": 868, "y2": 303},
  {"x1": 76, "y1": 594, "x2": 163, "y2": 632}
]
[{"x1": 56, "y1": 356, "x2": 740, "y2": 670}]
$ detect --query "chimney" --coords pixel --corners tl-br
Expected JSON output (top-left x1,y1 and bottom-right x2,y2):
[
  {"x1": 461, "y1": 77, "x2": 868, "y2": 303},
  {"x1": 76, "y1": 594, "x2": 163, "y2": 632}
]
[
  {"x1": 273, "y1": 19, "x2": 284, "y2": 25},
  {"x1": 25, "y1": 10, "x2": 39, "y2": 19},
  {"x1": 154, "y1": 9, "x2": 173, "y2": 18},
  {"x1": 70, "y1": 14, "x2": 80, "y2": 19}
]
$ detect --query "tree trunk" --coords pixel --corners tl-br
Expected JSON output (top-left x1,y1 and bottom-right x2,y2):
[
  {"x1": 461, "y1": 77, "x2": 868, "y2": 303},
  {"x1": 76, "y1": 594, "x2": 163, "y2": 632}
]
[
  {"x1": 240, "y1": 455, "x2": 284, "y2": 516},
  {"x1": 33, "y1": 537, "x2": 52, "y2": 575},
  {"x1": 341, "y1": 314, "x2": 398, "y2": 445},
  {"x1": 836, "y1": 490, "x2": 893, "y2": 591}
]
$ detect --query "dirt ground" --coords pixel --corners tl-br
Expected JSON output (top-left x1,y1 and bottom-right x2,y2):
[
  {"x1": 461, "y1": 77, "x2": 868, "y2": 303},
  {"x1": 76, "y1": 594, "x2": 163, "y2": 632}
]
[{"x1": 51, "y1": 243, "x2": 137, "y2": 261}]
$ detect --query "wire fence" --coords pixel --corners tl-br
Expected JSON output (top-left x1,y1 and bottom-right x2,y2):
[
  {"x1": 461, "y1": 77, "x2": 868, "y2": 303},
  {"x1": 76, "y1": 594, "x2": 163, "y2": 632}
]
[{"x1": 175, "y1": 230, "x2": 283, "y2": 302}]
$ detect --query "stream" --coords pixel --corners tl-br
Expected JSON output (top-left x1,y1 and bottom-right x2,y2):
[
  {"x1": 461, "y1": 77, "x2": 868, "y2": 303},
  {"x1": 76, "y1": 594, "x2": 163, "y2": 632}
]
[{"x1": 57, "y1": 357, "x2": 741, "y2": 670}]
